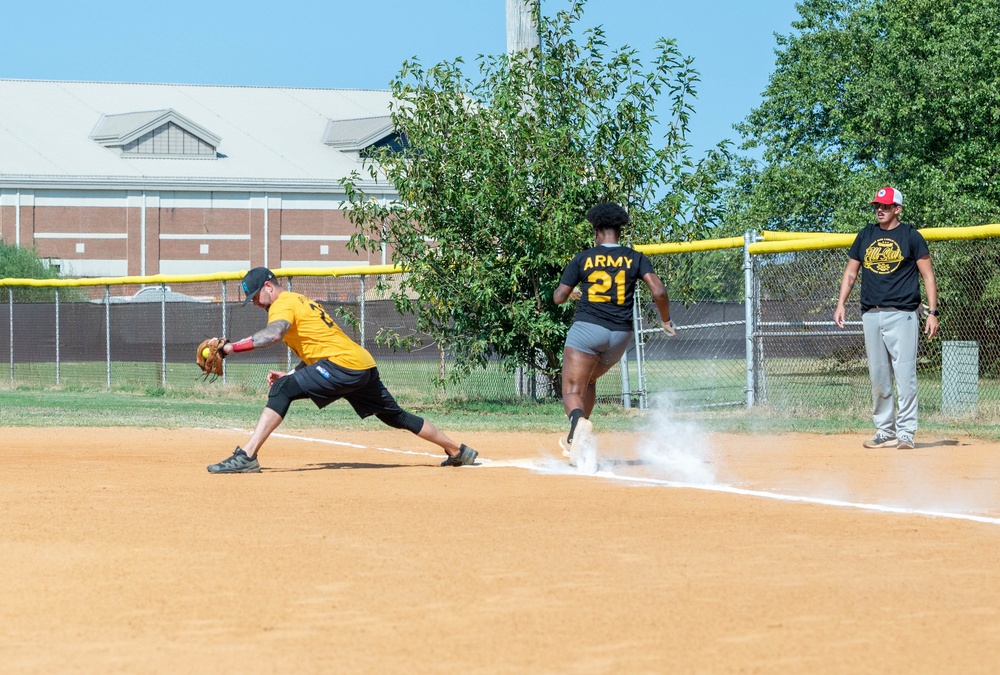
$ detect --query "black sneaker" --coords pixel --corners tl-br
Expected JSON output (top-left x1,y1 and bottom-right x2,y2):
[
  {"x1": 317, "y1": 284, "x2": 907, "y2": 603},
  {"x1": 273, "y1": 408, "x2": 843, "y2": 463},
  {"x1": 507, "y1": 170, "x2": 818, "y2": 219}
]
[
  {"x1": 207, "y1": 447, "x2": 261, "y2": 474},
  {"x1": 440, "y1": 444, "x2": 478, "y2": 467}
]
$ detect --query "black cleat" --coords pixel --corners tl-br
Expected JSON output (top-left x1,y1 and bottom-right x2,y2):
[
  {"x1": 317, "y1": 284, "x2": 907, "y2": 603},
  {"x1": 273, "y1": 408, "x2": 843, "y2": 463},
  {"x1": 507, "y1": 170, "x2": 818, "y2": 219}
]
[
  {"x1": 441, "y1": 444, "x2": 478, "y2": 467},
  {"x1": 207, "y1": 447, "x2": 261, "y2": 474}
]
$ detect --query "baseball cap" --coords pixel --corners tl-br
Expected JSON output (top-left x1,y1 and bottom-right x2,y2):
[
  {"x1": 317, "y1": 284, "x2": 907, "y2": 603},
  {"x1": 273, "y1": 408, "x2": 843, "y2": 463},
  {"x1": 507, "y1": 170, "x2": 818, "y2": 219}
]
[
  {"x1": 240, "y1": 267, "x2": 276, "y2": 305},
  {"x1": 870, "y1": 186, "x2": 903, "y2": 205}
]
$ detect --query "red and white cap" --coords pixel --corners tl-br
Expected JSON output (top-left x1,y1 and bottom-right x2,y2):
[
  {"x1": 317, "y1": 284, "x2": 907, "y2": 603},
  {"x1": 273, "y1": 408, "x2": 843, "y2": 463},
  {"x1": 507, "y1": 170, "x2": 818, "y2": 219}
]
[{"x1": 870, "y1": 186, "x2": 903, "y2": 205}]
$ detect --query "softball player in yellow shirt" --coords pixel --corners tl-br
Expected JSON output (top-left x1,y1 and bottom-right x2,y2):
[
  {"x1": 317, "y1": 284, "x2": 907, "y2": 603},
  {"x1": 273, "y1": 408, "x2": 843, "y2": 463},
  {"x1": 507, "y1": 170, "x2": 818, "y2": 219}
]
[{"x1": 206, "y1": 267, "x2": 478, "y2": 473}]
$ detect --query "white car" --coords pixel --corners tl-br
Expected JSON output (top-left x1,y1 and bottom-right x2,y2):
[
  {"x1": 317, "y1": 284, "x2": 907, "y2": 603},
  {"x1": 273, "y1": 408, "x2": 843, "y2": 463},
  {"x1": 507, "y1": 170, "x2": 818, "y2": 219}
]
[{"x1": 92, "y1": 286, "x2": 214, "y2": 304}]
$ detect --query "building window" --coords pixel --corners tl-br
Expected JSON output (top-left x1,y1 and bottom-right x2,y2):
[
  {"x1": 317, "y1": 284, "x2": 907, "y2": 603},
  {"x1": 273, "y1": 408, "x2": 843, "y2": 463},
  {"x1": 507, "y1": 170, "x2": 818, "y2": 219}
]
[
  {"x1": 123, "y1": 122, "x2": 216, "y2": 156},
  {"x1": 91, "y1": 109, "x2": 221, "y2": 159}
]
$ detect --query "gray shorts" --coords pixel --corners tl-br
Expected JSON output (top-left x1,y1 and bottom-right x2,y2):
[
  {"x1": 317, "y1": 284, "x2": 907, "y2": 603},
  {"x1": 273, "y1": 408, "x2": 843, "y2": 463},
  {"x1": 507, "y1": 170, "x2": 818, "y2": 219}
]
[{"x1": 565, "y1": 321, "x2": 633, "y2": 365}]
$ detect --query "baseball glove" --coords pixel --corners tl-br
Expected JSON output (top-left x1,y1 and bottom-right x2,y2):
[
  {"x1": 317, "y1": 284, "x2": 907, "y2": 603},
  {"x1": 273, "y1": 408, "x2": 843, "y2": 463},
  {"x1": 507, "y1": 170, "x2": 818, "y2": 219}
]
[{"x1": 196, "y1": 337, "x2": 229, "y2": 380}]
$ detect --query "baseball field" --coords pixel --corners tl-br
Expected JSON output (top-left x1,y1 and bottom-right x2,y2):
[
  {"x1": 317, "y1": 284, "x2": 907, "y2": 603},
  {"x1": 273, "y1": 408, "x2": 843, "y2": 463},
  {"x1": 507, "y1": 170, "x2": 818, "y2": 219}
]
[{"x1": 3, "y1": 417, "x2": 1000, "y2": 673}]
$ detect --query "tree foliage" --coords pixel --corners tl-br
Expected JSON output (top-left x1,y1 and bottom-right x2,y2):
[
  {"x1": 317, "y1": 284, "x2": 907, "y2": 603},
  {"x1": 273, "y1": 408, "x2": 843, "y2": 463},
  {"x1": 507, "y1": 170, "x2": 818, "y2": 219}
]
[
  {"x1": 342, "y1": 0, "x2": 726, "y2": 386},
  {"x1": 725, "y1": 0, "x2": 1000, "y2": 234},
  {"x1": 722, "y1": 0, "x2": 1000, "y2": 372},
  {"x1": 0, "y1": 242, "x2": 63, "y2": 301}
]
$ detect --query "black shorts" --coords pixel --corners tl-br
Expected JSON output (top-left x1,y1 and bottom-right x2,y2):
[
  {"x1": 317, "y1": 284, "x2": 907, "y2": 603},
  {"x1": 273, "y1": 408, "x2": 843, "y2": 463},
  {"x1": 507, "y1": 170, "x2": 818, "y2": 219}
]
[{"x1": 292, "y1": 361, "x2": 403, "y2": 419}]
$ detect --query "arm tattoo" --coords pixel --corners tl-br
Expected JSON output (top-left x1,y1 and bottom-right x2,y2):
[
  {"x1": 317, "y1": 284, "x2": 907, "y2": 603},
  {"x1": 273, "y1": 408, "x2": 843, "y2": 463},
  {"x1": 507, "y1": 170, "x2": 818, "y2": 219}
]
[{"x1": 252, "y1": 320, "x2": 290, "y2": 349}]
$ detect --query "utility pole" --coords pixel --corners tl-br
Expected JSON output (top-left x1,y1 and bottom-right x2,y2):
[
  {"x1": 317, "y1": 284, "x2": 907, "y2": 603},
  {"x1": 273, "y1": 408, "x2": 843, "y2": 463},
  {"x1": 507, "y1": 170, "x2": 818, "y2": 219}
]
[
  {"x1": 506, "y1": 1, "x2": 547, "y2": 398},
  {"x1": 506, "y1": 0, "x2": 539, "y2": 54}
]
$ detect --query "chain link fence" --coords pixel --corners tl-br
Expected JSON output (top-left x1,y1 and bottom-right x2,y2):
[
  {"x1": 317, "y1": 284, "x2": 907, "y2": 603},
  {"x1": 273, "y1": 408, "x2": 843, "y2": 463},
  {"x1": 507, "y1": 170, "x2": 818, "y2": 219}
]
[
  {"x1": 746, "y1": 235, "x2": 1000, "y2": 423},
  {"x1": 632, "y1": 244, "x2": 749, "y2": 410},
  {"x1": 0, "y1": 273, "x2": 523, "y2": 403},
  {"x1": 635, "y1": 226, "x2": 1000, "y2": 426},
  {"x1": 3, "y1": 226, "x2": 999, "y2": 426}
]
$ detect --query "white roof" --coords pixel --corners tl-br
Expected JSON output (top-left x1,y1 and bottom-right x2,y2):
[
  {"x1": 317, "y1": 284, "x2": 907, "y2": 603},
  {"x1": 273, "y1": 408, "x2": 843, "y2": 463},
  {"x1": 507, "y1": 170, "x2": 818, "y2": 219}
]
[
  {"x1": 322, "y1": 116, "x2": 396, "y2": 150},
  {"x1": 0, "y1": 79, "x2": 398, "y2": 193}
]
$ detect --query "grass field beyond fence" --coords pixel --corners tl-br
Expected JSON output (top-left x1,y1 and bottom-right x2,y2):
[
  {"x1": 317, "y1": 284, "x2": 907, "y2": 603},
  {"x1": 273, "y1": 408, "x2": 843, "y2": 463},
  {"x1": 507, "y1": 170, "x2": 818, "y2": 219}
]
[{"x1": 3, "y1": 386, "x2": 999, "y2": 440}]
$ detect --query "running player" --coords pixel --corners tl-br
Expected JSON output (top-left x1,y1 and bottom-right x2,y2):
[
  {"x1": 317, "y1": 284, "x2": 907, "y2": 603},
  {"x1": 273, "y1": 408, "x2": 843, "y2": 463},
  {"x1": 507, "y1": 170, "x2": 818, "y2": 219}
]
[{"x1": 553, "y1": 203, "x2": 675, "y2": 459}]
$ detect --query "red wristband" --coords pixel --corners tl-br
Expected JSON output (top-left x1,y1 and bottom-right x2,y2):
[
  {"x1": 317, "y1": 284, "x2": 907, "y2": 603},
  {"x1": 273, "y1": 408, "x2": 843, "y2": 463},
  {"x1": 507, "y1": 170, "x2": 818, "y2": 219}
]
[{"x1": 231, "y1": 337, "x2": 254, "y2": 353}]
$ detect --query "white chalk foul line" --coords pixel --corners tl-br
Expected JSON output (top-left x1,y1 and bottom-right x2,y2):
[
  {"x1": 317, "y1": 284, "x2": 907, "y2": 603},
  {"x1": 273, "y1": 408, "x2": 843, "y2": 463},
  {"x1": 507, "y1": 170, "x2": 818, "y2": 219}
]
[
  {"x1": 571, "y1": 469, "x2": 1000, "y2": 526},
  {"x1": 206, "y1": 428, "x2": 443, "y2": 458},
  {"x1": 217, "y1": 429, "x2": 1000, "y2": 526},
  {"x1": 271, "y1": 432, "x2": 436, "y2": 458}
]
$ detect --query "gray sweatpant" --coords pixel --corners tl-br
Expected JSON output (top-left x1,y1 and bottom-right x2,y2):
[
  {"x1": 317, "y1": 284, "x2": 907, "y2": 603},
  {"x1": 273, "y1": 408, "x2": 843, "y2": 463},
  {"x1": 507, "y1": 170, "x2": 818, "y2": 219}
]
[{"x1": 861, "y1": 308, "x2": 920, "y2": 437}]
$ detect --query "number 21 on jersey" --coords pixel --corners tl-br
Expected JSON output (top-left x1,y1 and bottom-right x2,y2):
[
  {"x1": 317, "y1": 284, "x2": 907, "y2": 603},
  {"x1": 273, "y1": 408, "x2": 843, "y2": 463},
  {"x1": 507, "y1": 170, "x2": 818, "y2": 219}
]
[
  {"x1": 587, "y1": 270, "x2": 626, "y2": 304},
  {"x1": 308, "y1": 302, "x2": 335, "y2": 328}
]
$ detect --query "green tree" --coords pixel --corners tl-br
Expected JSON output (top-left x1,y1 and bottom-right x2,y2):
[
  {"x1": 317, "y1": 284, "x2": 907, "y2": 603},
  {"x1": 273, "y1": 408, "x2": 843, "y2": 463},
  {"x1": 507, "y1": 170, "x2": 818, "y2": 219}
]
[
  {"x1": 725, "y1": 0, "x2": 1000, "y2": 234},
  {"x1": 722, "y1": 0, "x2": 1000, "y2": 372},
  {"x1": 0, "y1": 242, "x2": 63, "y2": 301},
  {"x1": 342, "y1": 0, "x2": 726, "y2": 388}
]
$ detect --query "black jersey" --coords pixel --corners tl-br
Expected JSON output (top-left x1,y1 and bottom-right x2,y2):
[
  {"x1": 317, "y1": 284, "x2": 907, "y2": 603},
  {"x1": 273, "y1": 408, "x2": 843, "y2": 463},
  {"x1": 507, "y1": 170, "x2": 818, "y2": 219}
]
[
  {"x1": 847, "y1": 222, "x2": 929, "y2": 313},
  {"x1": 560, "y1": 243, "x2": 654, "y2": 331}
]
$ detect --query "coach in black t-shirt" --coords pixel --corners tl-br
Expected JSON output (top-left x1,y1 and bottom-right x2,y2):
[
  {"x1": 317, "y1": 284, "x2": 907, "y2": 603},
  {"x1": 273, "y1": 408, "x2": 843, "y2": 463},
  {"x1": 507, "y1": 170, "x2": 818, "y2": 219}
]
[
  {"x1": 553, "y1": 202, "x2": 675, "y2": 464},
  {"x1": 833, "y1": 186, "x2": 939, "y2": 450}
]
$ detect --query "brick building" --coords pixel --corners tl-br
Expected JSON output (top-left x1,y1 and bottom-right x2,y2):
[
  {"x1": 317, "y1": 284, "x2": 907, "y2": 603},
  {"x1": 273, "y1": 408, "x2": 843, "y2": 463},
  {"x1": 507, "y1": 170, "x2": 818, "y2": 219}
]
[{"x1": 0, "y1": 79, "x2": 399, "y2": 278}]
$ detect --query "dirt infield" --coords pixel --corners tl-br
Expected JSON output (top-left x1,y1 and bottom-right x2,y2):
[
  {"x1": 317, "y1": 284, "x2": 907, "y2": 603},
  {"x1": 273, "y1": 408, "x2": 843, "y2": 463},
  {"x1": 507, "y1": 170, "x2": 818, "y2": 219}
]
[{"x1": 3, "y1": 426, "x2": 1000, "y2": 674}]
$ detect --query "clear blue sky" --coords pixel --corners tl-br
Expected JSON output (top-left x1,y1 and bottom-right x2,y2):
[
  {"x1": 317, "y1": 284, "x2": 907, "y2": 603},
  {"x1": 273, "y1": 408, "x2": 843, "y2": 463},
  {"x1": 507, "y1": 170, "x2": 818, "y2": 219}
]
[{"x1": 2, "y1": 0, "x2": 800, "y2": 158}]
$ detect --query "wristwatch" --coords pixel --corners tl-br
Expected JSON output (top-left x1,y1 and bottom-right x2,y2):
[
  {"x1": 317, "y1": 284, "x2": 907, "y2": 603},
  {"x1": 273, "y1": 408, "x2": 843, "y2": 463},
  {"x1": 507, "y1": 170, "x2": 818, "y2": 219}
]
[{"x1": 928, "y1": 309, "x2": 940, "y2": 316}]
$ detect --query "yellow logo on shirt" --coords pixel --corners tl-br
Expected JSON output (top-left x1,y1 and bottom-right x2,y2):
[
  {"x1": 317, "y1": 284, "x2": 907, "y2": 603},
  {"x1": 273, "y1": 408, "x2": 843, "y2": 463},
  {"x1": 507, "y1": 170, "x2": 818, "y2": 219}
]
[
  {"x1": 863, "y1": 238, "x2": 903, "y2": 274},
  {"x1": 582, "y1": 255, "x2": 633, "y2": 271}
]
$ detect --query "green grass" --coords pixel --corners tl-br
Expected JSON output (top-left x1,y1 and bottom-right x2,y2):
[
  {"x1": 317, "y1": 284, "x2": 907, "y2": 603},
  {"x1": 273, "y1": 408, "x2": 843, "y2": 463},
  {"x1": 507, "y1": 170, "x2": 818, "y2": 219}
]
[
  {"x1": 4, "y1": 356, "x2": 1000, "y2": 439},
  {"x1": 2, "y1": 358, "x2": 748, "y2": 407},
  {"x1": 2, "y1": 387, "x2": 999, "y2": 440},
  {"x1": 0, "y1": 388, "x2": 637, "y2": 433}
]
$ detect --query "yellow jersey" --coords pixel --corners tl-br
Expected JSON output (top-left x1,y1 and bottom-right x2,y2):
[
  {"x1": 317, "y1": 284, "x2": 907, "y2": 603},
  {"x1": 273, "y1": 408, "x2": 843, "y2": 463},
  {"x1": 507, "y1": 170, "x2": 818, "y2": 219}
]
[{"x1": 267, "y1": 291, "x2": 376, "y2": 371}]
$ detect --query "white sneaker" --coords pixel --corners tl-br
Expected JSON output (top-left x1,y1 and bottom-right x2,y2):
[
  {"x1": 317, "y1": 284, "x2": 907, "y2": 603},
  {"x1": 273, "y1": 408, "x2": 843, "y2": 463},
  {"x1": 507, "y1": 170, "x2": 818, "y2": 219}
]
[
  {"x1": 559, "y1": 418, "x2": 592, "y2": 461},
  {"x1": 570, "y1": 419, "x2": 597, "y2": 473},
  {"x1": 558, "y1": 434, "x2": 572, "y2": 458},
  {"x1": 896, "y1": 434, "x2": 915, "y2": 450}
]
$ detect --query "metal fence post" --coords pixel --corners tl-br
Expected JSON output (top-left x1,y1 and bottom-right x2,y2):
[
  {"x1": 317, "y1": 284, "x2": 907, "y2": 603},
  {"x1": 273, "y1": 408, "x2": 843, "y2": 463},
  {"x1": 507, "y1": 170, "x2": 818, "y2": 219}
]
[
  {"x1": 624, "y1": 293, "x2": 642, "y2": 409},
  {"x1": 359, "y1": 275, "x2": 366, "y2": 349},
  {"x1": 221, "y1": 281, "x2": 227, "y2": 384},
  {"x1": 634, "y1": 289, "x2": 648, "y2": 410},
  {"x1": 744, "y1": 230, "x2": 756, "y2": 409},
  {"x1": 753, "y1": 250, "x2": 766, "y2": 404},
  {"x1": 55, "y1": 288, "x2": 60, "y2": 386},
  {"x1": 8, "y1": 288, "x2": 13, "y2": 386},
  {"x1": 104, "y1": 285, "x2": 111, "y2": 390},
  {"x1": 619, "y1": 350, "x2": 631, "y2": 409},
  {"x1": 285, "y1": 277, "x2": 293, "y2": 372},
  {"x1": 160, "y1": 283, "x2": 167, "y2": 385}
]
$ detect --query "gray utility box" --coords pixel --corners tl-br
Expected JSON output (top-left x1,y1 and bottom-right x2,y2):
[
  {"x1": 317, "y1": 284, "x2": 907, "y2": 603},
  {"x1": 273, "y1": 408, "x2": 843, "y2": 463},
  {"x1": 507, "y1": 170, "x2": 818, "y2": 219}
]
[{"x1": 941, "y1": 340, "x2": 979, "y2": 415}]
